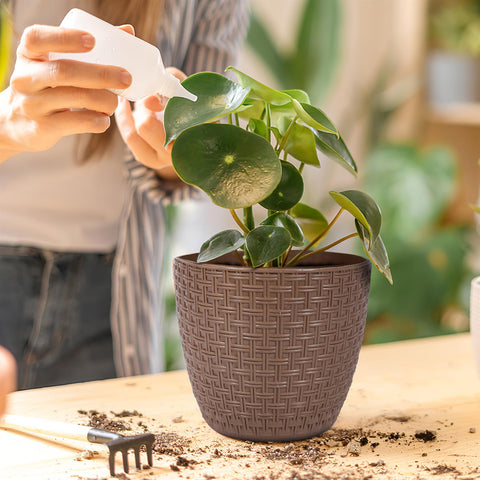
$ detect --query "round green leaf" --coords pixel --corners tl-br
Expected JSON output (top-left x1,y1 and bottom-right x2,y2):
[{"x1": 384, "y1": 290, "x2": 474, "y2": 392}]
[
  {"x1": 227, "y1": 67, "x2": 291, "y2": 105},
  {"x1": 356, "y1": 220, "x2": 393, "y2": 284},
  {"x1": 261, "y1": 212, "x2": 304, "y2": 247},
  {"x1": 260, "y1": 161, "x2": 304, "y2": 211},
  {"x1": 330, "y1": 190, "x2": 382, "y2": 244},
  {"x1": 164, "y1": 72, "x2": 249, "y2": 144},
  {"x1": 172, "y1": 124, "x2": 281, "y2": 209},
  {"x1": 292, "y1": 100, "x2": 338, "y2": 135},
  {"x1": 198, "y1": 230, "x2": 245, "y2": 263},
  {"x1": 290, "y1": 203, "x2": 328, "y2": 246},
  {"x1": 277, "y1": 117, "x2": 320, "y2": 166},
  {"x1": 246, "y1": 225, "x2": 291, "y2": 267},
  {"x1": 314, "y1": 129, "x2": 357, "y2": 176}
]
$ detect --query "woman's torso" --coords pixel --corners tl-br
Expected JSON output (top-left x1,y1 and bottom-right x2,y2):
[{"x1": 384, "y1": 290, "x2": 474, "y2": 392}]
[{"x1": 0, "y1": 0, "x2": 129, "y2": 252}]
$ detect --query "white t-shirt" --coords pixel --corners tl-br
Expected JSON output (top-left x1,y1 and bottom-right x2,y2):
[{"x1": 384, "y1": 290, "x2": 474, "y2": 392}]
[{"x1": 0, "y1": 0, "x2": 128, "y2": 252}]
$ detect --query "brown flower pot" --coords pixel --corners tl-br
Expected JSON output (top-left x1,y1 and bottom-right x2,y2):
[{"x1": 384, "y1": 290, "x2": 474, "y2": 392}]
[{"x1": 173, "y1": 251, "x2": 371, "y2": 442}]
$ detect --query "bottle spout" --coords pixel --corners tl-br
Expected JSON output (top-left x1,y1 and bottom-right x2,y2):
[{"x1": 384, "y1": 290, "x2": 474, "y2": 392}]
[
  {"x1": 159, "y1": 73, "x2": 197, "y2": 102},
  {"x1": 175, "y1": 83, "x2": 198, "y2": 102}
]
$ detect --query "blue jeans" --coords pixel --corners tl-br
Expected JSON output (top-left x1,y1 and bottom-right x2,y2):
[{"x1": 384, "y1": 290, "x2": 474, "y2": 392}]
[{"x1": 0, "y1": 246, "x2": 116, "y2": 389}]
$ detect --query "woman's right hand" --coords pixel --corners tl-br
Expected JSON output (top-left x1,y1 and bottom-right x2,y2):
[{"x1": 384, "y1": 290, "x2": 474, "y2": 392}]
[
  {"x1": 0, "y1": 346, "x2": 16, "y2": 418},
  {"x1": 0, "y1": 24, "x2": 133, "y2": 162}
]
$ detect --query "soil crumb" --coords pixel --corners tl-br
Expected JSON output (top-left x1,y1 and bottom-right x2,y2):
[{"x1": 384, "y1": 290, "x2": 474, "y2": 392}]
[
  {"x1": 415, "y1": 429, "x2": 437, "y2": 442},
  {"x1": 153, "y1": 431, "x2": 192, "y2": 456},
  {"x1": 77, "y1": 409, "x2": 131, "y2": 432}
]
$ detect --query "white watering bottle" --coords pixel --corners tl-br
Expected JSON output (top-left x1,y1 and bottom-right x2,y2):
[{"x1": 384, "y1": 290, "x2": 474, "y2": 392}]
[{"x1": 50, "y1": 8, "x2": 197, "y2": 102}]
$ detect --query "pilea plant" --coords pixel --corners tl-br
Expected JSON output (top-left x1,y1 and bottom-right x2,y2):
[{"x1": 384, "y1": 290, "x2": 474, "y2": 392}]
[{"x1": 164, "y1": 68, "x2": 392, "y2": 284}]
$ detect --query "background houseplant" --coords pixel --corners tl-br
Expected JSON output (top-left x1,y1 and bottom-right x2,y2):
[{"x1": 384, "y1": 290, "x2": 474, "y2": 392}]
[
  {"x1": 427, "y1": 0, "x2": 480, "y2": 105},
  {"x1": 163, "y1": 68, "x2": 391, "y2": 441}
]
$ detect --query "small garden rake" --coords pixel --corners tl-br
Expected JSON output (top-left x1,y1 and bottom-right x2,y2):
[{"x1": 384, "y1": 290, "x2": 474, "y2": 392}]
[{"x1": 1, "y1": 414, "x2": 155, "y2": 476}]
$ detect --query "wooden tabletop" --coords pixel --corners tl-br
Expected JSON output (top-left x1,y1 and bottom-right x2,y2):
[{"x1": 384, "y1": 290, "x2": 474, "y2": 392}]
[{"x1": 1, "y1": 333, "x2": 480, "y2": 480}]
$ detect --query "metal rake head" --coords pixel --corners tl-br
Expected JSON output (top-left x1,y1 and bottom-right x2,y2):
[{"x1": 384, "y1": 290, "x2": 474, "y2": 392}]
[
  {"x1": 87, "y1": 429, "x2": 155, "y2": 476},
  {"x1": 107, "y1": 432, "x2": 155, "y2": 476}
]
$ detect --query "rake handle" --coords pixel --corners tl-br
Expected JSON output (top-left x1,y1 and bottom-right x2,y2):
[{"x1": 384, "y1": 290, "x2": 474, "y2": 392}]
[{"x1": 2, "y1": 414, "x2": 96, "y2": 443}]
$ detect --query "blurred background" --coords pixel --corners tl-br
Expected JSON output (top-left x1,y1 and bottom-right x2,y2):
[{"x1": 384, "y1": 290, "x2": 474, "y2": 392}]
[{"x1": 162, "y1": 0, "x2": 480, "y2": 369}]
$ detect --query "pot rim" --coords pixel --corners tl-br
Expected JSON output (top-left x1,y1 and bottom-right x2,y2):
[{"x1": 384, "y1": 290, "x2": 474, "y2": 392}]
[{"x1": 174, "y1": 250, "x2": 371, "y2": 273}]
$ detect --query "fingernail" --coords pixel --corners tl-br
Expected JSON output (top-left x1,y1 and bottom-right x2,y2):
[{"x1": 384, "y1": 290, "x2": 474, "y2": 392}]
[
  {"x1": 121, "y1": 71, "x2": 132, "y2": 86},
  {"x1": 82, "y1": 34, "x2": 95, "y2": 49}
]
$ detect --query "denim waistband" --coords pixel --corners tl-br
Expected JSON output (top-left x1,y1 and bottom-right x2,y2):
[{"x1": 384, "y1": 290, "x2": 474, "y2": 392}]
[{"x1": 0, "y1": 244, "x2": 115, "y2": 261}]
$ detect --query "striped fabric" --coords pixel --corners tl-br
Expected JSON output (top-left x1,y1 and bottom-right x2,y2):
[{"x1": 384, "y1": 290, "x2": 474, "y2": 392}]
[{"x1": 111, "y1": 0, "x2": 250, "y2": 376}]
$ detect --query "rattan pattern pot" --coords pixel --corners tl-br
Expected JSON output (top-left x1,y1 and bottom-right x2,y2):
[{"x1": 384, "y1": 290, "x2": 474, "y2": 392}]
[{"x1": 173, "y1": 251, "x2": 371, "y2": 442}]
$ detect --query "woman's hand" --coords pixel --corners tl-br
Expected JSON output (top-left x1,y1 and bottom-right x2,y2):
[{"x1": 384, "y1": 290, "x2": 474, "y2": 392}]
[
  {"x1": 115, "y1": 67, "x2": 186, "y2": 180},
  {"x1": 0, "y1": 347, "x2": 16, "y2": 418},
  {"x1": 0, "y1": 24, "x2": 133, "y2": 162}
]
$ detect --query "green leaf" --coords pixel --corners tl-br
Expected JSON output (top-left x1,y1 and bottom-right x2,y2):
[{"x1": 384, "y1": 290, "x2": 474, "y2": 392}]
[
  {"x1": 330, "y1": 190, "x2": 382, "y2": 244},
  {"x1": 356, "y1": 221, "x2": 392, "y2": 284},
  {"x1": 282, "y1": 89, "x2": 311, "y2": 103},
  {"x1": 236, "y1": 98, "x2": 265, "y2": 121},
  {"x1": 247, "y1": 118, "x2": 268, "y2": 139},
  {"x1": 277, "y1": 117, "x2": 320, "y2": 166},
  {"x1": 226, "y1": 67, "x2": 291, "y2": 105},
  {"x1": 261, "y1": 212, "x2": 304, "y2": 247},
  {"x1": 246, "y1": 225, "x2": 291, "y2": 267},
  {"x1": 292, "y1": 100, "x2": 338, "y2": 136},
  {"x1": 171, "y1": 124, "x2": 281, "y2": 209},
  {"x1": 260, "y1": 161, "x2": 304, "y2": 211},
  {"x1": 290, "y1": 203, "x2": 328, "y2": 246},
  {"x1": 314, "y1": 130, "x2": 357, "y2": 175},
  {"x1": 198, "y1": 230, "x2": 245, "y2": 263},
  {"x1": 164, "y1": 72, "x2": 249, "y2": 144}
]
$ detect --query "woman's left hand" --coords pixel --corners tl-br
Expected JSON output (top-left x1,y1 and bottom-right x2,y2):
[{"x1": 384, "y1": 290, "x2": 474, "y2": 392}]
[{"x1": 115, "y1": 67, "x2": 186, "y2": 180}]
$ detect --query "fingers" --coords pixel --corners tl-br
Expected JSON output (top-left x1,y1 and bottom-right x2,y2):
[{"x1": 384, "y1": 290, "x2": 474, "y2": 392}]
[
  {"x1": 142, "y1": 94, "x2": 167, "y2": 112},
  {"x1": 133, "y1": 99, "x2": 167, "y2": 152},
  {"x1": 18, "y1": 25, "x2": 95, "y2": 61},
  {"x1": 166, "y1": 67, "x2": 187, "y2": 82},
  {"x1": 117, "y1": 24, "x2": 135, "y2": 35},
  {"x1": 11, "y1": 59, "x2": 132, "y2": 94},
  {"x1": 115, "y1": 97, "x2": 159, "y2": 169},
  {"x1": 116, "y1": 97, "x2": 175, "y2": 172},
  {"x1": 20, "y1": 87, "x2": 118, "y2": 117},
  {"x1": 47, "y1": 109, "x2": 111, "y2": 135}
]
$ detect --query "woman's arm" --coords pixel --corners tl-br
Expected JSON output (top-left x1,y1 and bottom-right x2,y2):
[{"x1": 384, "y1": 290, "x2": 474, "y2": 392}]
[{"x1": 0, "y1": 24, "x2": 133, "y2": 163}]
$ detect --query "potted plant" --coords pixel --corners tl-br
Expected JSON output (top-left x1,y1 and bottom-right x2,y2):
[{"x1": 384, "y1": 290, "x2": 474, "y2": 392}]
[
  {"x1": 427, "y1": 0, "x2": 480, "y2": 105},
  {"x1": 163, "y1": 68, "x2": 392, "y2": 442}
]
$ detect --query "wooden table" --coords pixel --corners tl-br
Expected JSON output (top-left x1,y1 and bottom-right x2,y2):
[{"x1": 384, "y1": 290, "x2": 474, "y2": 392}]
[{"x1": 1, "y1": 333, "x2": 480, "y2": 479}]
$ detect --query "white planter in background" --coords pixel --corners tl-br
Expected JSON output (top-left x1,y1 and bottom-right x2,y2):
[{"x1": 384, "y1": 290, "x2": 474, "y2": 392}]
[
  {"x1": 470, "y1": 276, "x2": 480, "y2": 377},
  {"x1": 427, "y1": 50, "x2": 480, "y2": 106}
]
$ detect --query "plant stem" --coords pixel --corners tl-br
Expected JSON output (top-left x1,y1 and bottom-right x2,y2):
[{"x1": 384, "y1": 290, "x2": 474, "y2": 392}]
[
  {"x1": 291, "y1": 233, "x2": 359, "y2": 264},
  {"x1": 276, "y1": 115, "x2": 298, "y2": 155},
  {"x1": 243, "y1": 207, "x2": 255, "y2": 231},
  {"x1": 281, "y1": 245, "x2": 292, "y2": 267},
  {"x1": 230, "y1": 209, "x2": 249, "y2": 235},
  {"x1": 242, "y1": 207, "x2": 255, "y2": 267},
  {"x1": 298, "y1": 162, "x2": 305, "y2": 174},
  {"x1": 285, "y1": 208, "x2": 344, "y2": 267},
  {"x1": 234, "y1": 249, "x2": 249, "y2": 267},
  {"x1": 234, "y1": 113, "x2": 240, "y2": 126}
]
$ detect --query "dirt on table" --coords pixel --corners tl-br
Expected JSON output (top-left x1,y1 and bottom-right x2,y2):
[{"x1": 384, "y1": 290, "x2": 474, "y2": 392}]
[{"x1": 71, "y1": 410, "x2": 480, "y2": 480}]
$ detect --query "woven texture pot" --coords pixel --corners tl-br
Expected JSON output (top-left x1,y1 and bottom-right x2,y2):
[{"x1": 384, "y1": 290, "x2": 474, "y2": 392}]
[{"x1": 173, "y1": 251, "x2": 371, "y2": 442}]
